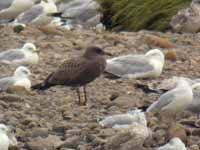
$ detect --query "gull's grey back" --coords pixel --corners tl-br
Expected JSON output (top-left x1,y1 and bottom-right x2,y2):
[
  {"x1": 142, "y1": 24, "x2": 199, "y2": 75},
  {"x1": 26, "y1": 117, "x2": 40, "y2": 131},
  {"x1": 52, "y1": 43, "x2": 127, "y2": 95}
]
[
  {"x1": 0, "y1": 0, "x2": 14, "y2": 11},
  {"x1": 0, "y1": 49, "x2": 25, "y2": 61},
  {"x1": 0, "y1": 76, "x2": 15, "y2": 91},
  {"x1": 106, "y1": 55, "x2": 154, "y2": 77},
  {"x1": 17, "y1": 4, "x2": 44, "y2": 24}
]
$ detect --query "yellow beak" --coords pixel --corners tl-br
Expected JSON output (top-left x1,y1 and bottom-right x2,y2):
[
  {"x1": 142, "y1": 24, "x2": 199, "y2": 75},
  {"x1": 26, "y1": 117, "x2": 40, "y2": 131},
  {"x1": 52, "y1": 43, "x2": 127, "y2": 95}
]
[{"x1": 34, "y1": 49, "x2": 40, "y2": 52}]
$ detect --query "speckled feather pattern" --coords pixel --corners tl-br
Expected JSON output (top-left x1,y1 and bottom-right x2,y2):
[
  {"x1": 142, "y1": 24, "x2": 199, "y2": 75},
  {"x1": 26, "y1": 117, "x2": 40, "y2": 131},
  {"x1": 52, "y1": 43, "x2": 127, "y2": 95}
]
[{"x1": 45, "y1": 51, "x2": 106, "y2": 87}]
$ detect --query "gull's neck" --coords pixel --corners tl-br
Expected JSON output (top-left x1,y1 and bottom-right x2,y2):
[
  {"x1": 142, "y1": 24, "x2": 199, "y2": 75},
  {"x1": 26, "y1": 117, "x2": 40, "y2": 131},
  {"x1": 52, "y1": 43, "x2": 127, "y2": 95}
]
[
  {"x1": 41, "y1": 0, "x2": 57, "y2": 13},
  {"x1": 176, "y1": 79, "x2": 190, "y2": 89},
  {"x1": 13, "y1": 73, "x2": 28, "y2": 79},
  {"x1": 148, "y1": 57, "x2": 164, "y2": 77}
]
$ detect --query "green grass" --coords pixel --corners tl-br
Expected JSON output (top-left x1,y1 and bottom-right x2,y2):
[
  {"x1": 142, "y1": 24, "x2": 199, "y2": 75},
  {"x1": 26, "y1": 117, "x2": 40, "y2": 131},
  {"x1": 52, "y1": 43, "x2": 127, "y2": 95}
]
[{"x1": 97, "y1": 0, "x2": 192, "y2": 31}]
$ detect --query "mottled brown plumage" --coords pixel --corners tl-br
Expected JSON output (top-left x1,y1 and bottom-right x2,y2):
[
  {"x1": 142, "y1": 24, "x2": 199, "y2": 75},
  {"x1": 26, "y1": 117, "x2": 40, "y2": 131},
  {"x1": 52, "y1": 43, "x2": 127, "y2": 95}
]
[{"x1": 32, "y1": 46, "x2": 110, "y2": 105}]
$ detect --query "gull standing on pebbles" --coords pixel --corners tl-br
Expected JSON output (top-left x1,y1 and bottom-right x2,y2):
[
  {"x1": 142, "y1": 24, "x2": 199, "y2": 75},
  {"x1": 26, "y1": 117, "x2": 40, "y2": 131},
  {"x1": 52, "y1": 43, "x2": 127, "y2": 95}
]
[
  {"x1": 0, "y1": 0, "x2": 40, "y2": 22},
  {"x1": 0, "y1": 66, "x2": 31, "y2": 91},
  {"x1": 32, "y1": 46, "x2": 111, "y2": 105},
  {"x1": 156, "y1": 137, "x2": 186, "y2": 150},
  {"x1": 15, "y1": 0, "x2": 58, "y2": 26},
  {"x1": 147, "y1": 78, "x2": 193, "y2": 114},
  {"x1": 105, "y1": 49, "x2": 165, "y2": 79},
  {"x1": 0, "y1": 43, "x2": 39, "y2": 66}
]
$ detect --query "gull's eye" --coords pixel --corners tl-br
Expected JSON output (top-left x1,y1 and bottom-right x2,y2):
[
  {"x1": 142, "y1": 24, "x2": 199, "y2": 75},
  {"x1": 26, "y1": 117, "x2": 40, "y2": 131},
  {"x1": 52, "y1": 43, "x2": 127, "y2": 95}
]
[
  {"x1": 151, "y1": 53, "x2": 158, "y2": 56},
  {"x1": 22, "y1": 70, "x2": 29, "y2": 74},
  {"x1": 0, "y1": 127, "x2": 6, "y2": 131},
  {"x1": 28, "y1": 47, "x2": 33, "y2": 50},
  {"x1": 95, "y1": 48, "x2": 103, "y2": 54}
]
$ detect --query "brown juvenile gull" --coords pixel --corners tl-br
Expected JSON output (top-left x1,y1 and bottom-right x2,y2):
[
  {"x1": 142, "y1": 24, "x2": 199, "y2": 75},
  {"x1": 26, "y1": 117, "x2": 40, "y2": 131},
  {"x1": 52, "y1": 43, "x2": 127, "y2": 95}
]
[{"x1": 32, "y1": 46, "x2": 111, "y2": 105}]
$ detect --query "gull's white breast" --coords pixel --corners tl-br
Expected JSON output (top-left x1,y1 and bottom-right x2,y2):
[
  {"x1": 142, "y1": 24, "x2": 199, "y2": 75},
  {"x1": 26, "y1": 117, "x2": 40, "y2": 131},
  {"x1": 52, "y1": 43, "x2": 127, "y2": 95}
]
[
  {"x1": 149, "y1": 59, "x2": 164, "y2": 77},
  {"x1": 14, "y1": 78, "x2": 31, "y2": 90}
]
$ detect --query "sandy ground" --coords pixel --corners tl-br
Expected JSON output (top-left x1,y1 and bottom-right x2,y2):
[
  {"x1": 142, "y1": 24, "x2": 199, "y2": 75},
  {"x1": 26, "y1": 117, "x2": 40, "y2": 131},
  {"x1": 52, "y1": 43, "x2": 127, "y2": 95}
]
[{"x1": 0, "y1": 25, "x2": 200, "y2": 150}]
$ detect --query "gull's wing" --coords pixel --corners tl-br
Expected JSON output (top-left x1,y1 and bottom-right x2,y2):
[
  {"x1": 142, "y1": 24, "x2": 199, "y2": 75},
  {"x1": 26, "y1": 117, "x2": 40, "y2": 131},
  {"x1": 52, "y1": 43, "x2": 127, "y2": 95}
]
[
  {"x1": 106, "y1": 55, "x2": 154, "y2": 77},
  {"x1": 46, "y1": 56, "x2": 104, "y2": 86},
  {"x1": 0, "y1": 49, "x2": 25, "y2": 62},
  {"x1": 0, "y1": 76, "x2": 15, "y2": 90},
  {"x1": 58, "y1": 0, "x2": 83, "y2": 12},
  {"x1": 16, "y1": 4, "x2": 44, "y2": 24},
  {"x1": 0, "y1": 0, "x2": 14, "y2": 11},
  {"x1": 147, "y1": 89, "x2": 176, "y2": 113},
  {"x1": 147, "y1": 87, "x2": 189, "y2": 113}
]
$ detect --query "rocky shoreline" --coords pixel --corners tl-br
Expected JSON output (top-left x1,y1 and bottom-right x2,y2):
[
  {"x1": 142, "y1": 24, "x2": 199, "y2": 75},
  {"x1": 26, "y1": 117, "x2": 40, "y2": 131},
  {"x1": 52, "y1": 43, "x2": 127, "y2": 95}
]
[{"x1": 0, "y1": 25, "x2": 200, "y2": 150}]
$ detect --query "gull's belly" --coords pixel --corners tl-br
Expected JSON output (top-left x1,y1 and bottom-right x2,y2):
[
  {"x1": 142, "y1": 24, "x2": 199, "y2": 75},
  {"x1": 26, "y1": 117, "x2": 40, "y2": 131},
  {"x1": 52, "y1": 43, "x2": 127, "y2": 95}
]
[{"x1": 14, "y1": 78, "x2": 31, "y2": 90}]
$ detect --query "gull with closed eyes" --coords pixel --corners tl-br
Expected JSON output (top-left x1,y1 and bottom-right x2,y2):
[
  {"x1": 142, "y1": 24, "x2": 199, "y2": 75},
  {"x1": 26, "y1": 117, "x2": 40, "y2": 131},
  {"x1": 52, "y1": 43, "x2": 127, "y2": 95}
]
[
  {"x1": 105, "y1": 49, "x2": 165, "y2": 79},
  {"x1": 0, "y1": 43, "x2": 39, "y2": 66},
  {"x1": 0, "y1": 66, "x2": 31, "y2": 91}
]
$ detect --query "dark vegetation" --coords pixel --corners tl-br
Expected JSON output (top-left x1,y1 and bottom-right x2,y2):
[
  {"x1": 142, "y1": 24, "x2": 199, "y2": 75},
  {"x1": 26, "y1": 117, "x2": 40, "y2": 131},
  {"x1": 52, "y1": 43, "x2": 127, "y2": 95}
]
[{"x1": 97, "y1": 0, "x2": 191, "y2": 31}]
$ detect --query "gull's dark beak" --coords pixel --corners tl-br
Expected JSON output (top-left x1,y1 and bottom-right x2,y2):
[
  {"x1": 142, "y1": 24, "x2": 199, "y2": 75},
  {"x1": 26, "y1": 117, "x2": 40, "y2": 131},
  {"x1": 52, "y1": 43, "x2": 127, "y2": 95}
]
[{"x1": 102, "y1": 51, "x2": 112, "y2": 56}]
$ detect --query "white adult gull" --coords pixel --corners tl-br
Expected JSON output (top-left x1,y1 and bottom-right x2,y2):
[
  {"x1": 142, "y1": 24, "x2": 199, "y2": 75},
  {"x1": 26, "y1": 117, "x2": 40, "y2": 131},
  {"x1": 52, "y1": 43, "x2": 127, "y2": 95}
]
[
  {"x1": 0, "y1": 66, "x2": 31, "y2": 91},
  {"x1": 147, "y1": 78, "x2": 193, "y2": 114},
  {"x1": 156, "y1": 137, "x2": 186, "y2": 150},
  {"x1": 0, "y1": 0, "x2": 40, "y2": 22},
  {"x1": 105, "y1": 49, "x2": 165, "y2": 79},
  {"x1": 0, "y1": 43, "x2": 39, "y2": 66},
  {"x1": 15, "y1": 0, "x2": 58, "y2": 26}
]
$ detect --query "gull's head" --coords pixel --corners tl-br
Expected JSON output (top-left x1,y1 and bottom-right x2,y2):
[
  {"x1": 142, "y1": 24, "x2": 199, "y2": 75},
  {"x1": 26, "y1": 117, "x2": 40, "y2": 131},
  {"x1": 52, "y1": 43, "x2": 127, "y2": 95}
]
[
  {"x1": 158, "y1": 76, "x2": 179, "y2": 90},
  {"x1": 0, "y1": 124, "x2": 9, "y2": 134},
  {"x1": 14, "y1": 66, "x2": 31, "y2": 78},
  {"x1": 84, "y1": 46, "x2": 112, "y2": 58},
  {"x1": 145, "y1": 49, "x2": 165, "y2": 64},
  {"x1": 175, "y1": 77, "x2": 192, "y2": 89},
  {"x1": 22, "y1": 43, "x2": 39, "y2": 53},
  {"x1": 41, "y1": 0, "x2": 57, "y2": 13}
]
